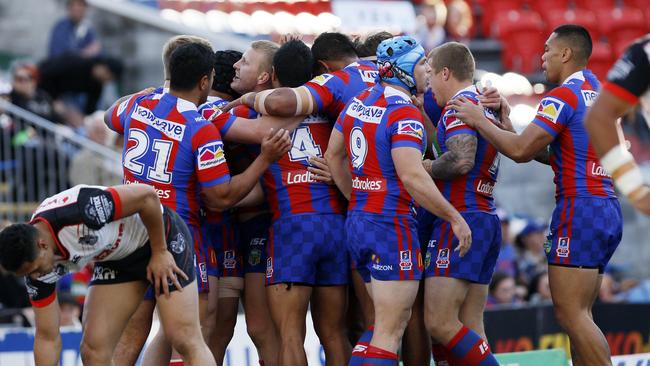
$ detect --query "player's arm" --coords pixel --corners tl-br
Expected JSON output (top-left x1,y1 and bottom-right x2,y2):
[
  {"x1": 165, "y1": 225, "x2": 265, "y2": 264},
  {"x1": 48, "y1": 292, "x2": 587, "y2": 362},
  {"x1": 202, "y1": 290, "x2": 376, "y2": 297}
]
[
  {"x1": 33, "y1": 296, "x2": 61, "y2": 366},
  {"x1": 392, "y1": 147, "x2": 472, "y2": 256},
  {"x1": 103, "y1": 88, "x2": 155, "y2": 134},
  {"x1": 325, "y1": 129, "x2": 352, "y2": 199},
  {"x1": 234, "y1": 182, "x2": 265, "y2": 208},
  {"x1": 586, "y1": 89, "x2": 650, "y2": 210},
  {"x1": 450, "y1": 96, "x2": 553, "y2": 162},
  {"x1": 423, "y1": 134, "x2": 477, "y2": 180},
  {"x1": 223, "y1": 115, "x2": 304, "y2": 144},
  {"x1": 225, "y1": 86, "x2": 316, "y2": 117},
  {"x1": 202, "y1": 129, "x2": 291, "y2": 211},
  {"x1": 105, "y1": 184, "x2": 187, "y2": 296}
]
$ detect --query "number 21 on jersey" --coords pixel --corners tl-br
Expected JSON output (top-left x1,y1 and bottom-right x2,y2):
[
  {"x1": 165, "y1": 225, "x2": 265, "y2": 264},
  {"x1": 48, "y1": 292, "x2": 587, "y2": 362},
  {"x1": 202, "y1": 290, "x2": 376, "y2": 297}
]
[{"x1": 124, "y1": 128, "x2": 173, "y2": 183}]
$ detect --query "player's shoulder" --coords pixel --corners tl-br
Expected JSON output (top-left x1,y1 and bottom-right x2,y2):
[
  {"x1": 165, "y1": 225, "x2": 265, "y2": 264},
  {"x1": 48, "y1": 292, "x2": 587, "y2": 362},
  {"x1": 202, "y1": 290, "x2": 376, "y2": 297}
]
[{"x1": 543, "y1": 85, "x2": 579, "y2": 107}]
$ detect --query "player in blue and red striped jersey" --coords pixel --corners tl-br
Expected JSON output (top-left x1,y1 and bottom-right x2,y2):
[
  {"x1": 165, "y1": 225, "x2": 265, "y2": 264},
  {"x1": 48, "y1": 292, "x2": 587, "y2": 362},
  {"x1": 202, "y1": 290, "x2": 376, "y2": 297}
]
[
  {"x1": 229, "y1": 32, "x2": 378, "y2": 124},
  {"x1": 326, "y1": 36, "x2": 471, "y2": 366},
  {"x1": 260, "y1": 39, "x2": 350, "y2": 366},
  {"x1": 422, "y1": 42, "x2": 502, "y2": 366},
  {"x1": 105, "y1": 43, "x2": 291, "y2": 365},
  {"x1": 452, "y1": 25, "x2": 623, "y2": 366}
]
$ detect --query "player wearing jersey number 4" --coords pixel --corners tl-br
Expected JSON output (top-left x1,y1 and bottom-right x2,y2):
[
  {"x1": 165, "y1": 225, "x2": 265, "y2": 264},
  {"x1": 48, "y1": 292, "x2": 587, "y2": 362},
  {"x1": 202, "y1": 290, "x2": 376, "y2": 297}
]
[
  {"x1": 0, "y1": 184, "x2": 215, "y2": 366},
  {"x1": 585, "y1": 34, "x2": 650, "y2": 215},
  {"x1": 326, "y1": 36, "x2": 471, "y2": 366},
  {"x1": 451, "y1": 25, "x2": 623, "y2": 366}
]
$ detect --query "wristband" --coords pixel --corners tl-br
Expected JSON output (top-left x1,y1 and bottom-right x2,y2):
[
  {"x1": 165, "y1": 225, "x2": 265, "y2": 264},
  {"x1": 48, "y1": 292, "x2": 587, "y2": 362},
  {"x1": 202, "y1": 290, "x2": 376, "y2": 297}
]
[{"x1": 600, "y1": 144, "x2": 633, "y2": 176}]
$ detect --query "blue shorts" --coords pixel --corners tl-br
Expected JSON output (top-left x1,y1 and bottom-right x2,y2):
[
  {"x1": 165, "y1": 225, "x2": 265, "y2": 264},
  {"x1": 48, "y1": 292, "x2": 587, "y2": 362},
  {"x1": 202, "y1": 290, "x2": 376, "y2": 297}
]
[
  {"x1": 266, "y1": 214, "x2": 348, "y2": 286},
  {"x1": 239, "y1": 214, "x2": 272, "y2": 275},
  {"x1": 424, "y1": 212, "x2": 501, "y2": 285},
  {"x1": 416, "y1": 206, "x2": 436, "y2": 252},
  {"x1": 346, "y1": 212, "x2": 423, "y2": 283},
  {"x1": 546, "y1": 197, "x2": 622, "y2": 273},
  {"x1": 201, "y1": 219, "x2": 240, "y2": 278}
]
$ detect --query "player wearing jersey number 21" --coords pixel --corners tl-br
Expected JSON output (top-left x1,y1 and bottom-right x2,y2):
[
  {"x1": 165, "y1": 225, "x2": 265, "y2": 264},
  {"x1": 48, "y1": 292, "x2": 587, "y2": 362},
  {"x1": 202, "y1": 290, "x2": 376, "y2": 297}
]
[{"x1": 326, "y1": 36, "x2": 471, "y2": 365}]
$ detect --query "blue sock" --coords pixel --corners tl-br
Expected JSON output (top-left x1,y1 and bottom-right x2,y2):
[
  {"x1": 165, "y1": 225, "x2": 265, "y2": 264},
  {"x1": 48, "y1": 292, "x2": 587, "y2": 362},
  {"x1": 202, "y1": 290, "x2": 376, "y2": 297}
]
[
  {"x1": 360, "y1": 345, "x2": 398, "y2": 366},
  {"x1": 349, "y1": 327, "x2": 374, "y2": 366}
]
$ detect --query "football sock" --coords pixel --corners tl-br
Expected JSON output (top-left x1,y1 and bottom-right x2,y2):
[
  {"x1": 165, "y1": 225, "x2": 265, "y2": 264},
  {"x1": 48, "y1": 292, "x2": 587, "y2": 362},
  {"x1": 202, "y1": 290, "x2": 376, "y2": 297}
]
[
  {"x1": 349, "y1": 326, "x2": 374, "y2": 366},
  {"x1": 446, "y1": 326, "x2": 499, "y2": 366},
  {"x1": 359, "y1": 345, "x2": 398, "y2": 366}
]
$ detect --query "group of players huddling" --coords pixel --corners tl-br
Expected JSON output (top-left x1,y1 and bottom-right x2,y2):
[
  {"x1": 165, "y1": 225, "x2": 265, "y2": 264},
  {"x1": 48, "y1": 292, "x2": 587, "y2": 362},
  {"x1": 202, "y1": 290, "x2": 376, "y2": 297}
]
[{"x1": 1, "y1": 21, "x2": 649, "y2": 366}]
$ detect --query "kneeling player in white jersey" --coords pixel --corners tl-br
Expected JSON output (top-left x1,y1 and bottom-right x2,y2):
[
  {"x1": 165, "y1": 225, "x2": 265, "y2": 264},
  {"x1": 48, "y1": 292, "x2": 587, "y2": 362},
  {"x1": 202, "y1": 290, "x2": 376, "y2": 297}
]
[{"x1": 0, "y1": 184, "x2": 216, "y2": 366}]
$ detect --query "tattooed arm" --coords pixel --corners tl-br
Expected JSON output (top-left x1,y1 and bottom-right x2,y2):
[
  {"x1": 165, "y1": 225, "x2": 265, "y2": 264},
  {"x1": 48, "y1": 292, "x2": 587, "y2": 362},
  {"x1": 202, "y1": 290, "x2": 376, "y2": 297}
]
[{"x1": 423, "y1": 134, "x2": 477, "y2": 180}]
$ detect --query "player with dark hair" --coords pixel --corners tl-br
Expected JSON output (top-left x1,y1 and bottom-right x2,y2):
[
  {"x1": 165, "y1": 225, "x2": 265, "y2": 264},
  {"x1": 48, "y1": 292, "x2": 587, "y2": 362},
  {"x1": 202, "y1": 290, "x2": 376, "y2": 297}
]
[
  {"x1": 423, "y1": 42, "x2": 502, "y2": 366},
  {"x1": 585, "y1": 34, "x2": 650, "y2": 216},
  {"x1": 451, "y1": 24, "x2": 623, "y2": 365},
  {"x1": 355, "y1": 31, "x2": 394, "y2": 62},
  {"x1": 262, "y1": 39, "x2": 350, "y2": 366},
  {"x1": 105, "y1": 42, "x2": 291, "y2": 365},
  {"x1": 0, "y1": 184, "x2": 215, "y2": 365},
  {"x1": 326, "y1": 36, "x2": 471, "y2": 365},
  {"x1": 212, "y1": 50, "x2": 243, "y2": 100},
  {"x1": 311, "y1": 32, "x2": 360, "y2": 74}
]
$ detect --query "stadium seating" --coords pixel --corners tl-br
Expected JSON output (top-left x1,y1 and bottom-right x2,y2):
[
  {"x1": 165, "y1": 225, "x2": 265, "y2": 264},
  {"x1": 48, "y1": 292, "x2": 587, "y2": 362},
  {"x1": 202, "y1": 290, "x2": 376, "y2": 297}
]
[
  {"x1": 588, "y1": 41, "x2": 615, "y2": 80},
  {"x1": 573, "y1": 0, "x2": 616, "y2": 10},
  {"x1": 528, "y1": 0, "x2": 570, "y2": 15},
  {"x1": 596, "y1": 7, "x2": 647, "y2": 55},
  {"x1": 542, "y1": 9, "x2": 599, "y2": 42},
  {"x1": 480, "y1": 0, "x2": 524, "y2": 37},
  {"x1": 493, "y1": 10, "x2": 545, "y2": 74}
]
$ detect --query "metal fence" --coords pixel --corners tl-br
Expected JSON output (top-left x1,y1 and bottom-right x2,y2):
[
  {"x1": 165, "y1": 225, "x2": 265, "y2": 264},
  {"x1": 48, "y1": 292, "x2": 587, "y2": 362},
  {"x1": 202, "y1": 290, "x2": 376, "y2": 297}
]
[{"x1": 0, "y1": 99, "x2": 122, "y2": 222}]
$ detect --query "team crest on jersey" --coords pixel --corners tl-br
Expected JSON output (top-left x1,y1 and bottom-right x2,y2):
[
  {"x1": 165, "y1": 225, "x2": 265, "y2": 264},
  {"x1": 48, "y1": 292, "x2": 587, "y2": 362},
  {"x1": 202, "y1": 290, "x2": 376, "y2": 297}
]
[
  {"x1": 224, "y1": 250, "x2": 236, "y2": 269},
  {"x1": 537, "y1": 97, "x2": 565, "y2": 123},
  {"x1": 556, "y1": 237, "x2": 570, "y2": 258},
  {"x1": 201, "y1": 105, "x2": 223, "y2": 121},
  {"x1": 399, "y1": 250, "x2": 413, "y2": 271},
  {"x1": 79, "y1": 234, "x2": 98, "y2": 246},
  {"x1": 197, "y1": 142, "x2": 226, "y2": 170},
  {"x1": 310, "y1": 74, "x2": 334, "y2": 86},
  {"x1": 266, "y1": 257, "x2": 273, "y2": 278},
  {"x1": 436, "y1": 248, "x2": 450, "y2": 269},
  {"x1": 169, "y1": 233, "x2": 186, "y2": 254},
  {"x1": 397, "y1": 120, "x2": 424, "y2": 139},
  {"x1": 249, "y1": 249, "x2": 262, "y2": 266}
]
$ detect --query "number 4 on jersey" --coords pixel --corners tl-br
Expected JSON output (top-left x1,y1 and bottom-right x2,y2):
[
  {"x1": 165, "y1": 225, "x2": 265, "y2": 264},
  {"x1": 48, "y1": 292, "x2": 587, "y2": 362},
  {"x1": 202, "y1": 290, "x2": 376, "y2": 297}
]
[{"x1": 289, "y1": 126, "x2": 322, "y2": 162}]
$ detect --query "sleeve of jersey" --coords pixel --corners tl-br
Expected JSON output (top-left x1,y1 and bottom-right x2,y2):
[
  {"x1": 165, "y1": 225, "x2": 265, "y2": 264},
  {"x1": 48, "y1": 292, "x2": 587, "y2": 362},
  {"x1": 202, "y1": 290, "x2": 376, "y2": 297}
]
[
  {"x1": 77, "y1": 187, "x2": 120, "y2": 230},
  {"x1": 442, "y1": 108, "x2": 477, "y2": 139},
  {"x1": 532, "y1": 88, "x2": 576, "y2": 138},
  {"x1": 26, "y1": 277, "x2": 57, "y2": 308},
  {"x1": 303, "y1": 73, "x2": 338, "y2": 113},
  {"x1": 231, "y1": 105, "x2": 258, "y2": 119},
  {"x1": 334, "y1": 112, "x2": 345, "y2": 133},
  {"x1": 203, "y1": 106, "x2": 237, "y2": 136},
  {"x1": 603, "y1": 41, "x2": 650, "y2": 105},
  {"x1": 193, "y1": 124, "x2": 231, "y2": 188},
  {"x1": 107, "y1": 95, "x2": 137, "y2": 135},
  {"x1": 389, "y1": 106, "x2": 427, "y2": 150}
]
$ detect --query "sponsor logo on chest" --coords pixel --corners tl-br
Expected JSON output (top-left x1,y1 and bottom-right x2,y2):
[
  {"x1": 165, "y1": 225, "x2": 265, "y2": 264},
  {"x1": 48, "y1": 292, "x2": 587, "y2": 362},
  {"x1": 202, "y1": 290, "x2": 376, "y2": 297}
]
[
  {"x1": 283, "y1": 170, "x2": 318, "y2": 185},
  {"x1": 132, "y1": 105, "x2": 186, "y2": 141}
]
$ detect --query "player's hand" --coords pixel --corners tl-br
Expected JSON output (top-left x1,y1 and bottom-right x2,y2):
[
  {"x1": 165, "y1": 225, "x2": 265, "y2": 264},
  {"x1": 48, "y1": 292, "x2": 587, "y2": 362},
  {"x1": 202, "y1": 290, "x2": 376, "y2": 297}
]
[
  {"x1": 261, "y1": 128, "x2": 292, "y2": 163},
  {"x1": 450, "y1": 217, "x2": 472, "y2": 257},
  {"x1": 147, "y1": 249, "x2": 188, "y2": 298},
  {"x1": 631, "y1": 186, "x2": 650, "y2": 216},
  {"x1": 449, "y1": 97, "x2": 486, "y2": 128},
  {"x1": 477, "y1": 85, "x2": 501, "y2": 110},
  {"x1": 222, "y1": 93, "x2": 254, "y2": 112},
  {"x1": 308, "y1": 156, "x2": 334, "y2": 184}
]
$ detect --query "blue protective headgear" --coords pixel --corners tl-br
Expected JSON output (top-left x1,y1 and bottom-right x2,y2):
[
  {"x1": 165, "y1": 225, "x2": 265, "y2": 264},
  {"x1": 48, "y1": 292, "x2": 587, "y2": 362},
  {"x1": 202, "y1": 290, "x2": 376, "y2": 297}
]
[{"x1": 376, "y1": 36, "x2": 425, "y2": 95}]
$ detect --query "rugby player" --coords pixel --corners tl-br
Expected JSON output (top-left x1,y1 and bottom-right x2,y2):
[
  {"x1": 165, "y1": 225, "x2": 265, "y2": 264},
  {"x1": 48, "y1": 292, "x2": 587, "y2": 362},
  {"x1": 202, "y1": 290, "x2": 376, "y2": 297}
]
[
  {"x1": 105, "y1": 42, "x2": 290, "y2": 365},
  {"x1": 326, "y1": 35, "x2": 471, "y2": 365},
  {"x1": 0, "y1": 184, "x2": 215, "y2": 366},
  {"x1": 423, "y1": 42, "x2": 501, "y2": 366},
  {"x1": 451, "y1": 25, "x2": 623, "y2": 366},
  {"x1": 260, "y1": 39, "x2": 351, "y2": 366},
  {"x1": 585, "y1": 34, "x2": 650, "y2": 215}
]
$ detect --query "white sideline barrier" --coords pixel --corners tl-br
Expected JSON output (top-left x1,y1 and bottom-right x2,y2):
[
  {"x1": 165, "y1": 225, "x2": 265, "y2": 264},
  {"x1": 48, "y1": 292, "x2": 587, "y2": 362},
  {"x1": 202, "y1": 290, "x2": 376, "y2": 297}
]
[{"x1": 0, "y1": 313, "x2": 326, "y2": 366}]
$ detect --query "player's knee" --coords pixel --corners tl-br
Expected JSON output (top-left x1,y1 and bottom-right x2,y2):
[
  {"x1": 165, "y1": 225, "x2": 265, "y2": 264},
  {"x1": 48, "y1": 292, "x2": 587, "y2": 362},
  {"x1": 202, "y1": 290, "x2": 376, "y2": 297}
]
[
  {"x1": 167, "y1": 324, "x2": 202, "y2": 357},
  {"x1": 553, "y1": 303, "x2": 583, "y2": 330},
  {"x1": 80, "y1": 338, "x2": 112, "y2": 364},
  {"x1": 246, "y1": 317, "x2": 273, "y2": 344},
  {"x1": 424, "y1": 311, "x2": 451, "y2": 340}
]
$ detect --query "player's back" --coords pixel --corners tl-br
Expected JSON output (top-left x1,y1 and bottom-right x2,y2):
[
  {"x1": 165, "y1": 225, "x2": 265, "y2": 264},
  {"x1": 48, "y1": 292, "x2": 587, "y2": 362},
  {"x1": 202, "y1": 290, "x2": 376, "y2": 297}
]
[
  {"x1": 436, "y1": 86, "x2": 500, "y2": 213},
  {"x1": 119, "y1": 92, "x2": 227, "y2": 227},
  {"x1": 532, "y1": 70, "x2": 615, "y2": 198},
  {"x1": 264, "y1": 114, "x2": 346, "y2": 220},
  {"x1": 337, "y1": 84, "x2": 426, "y2": 216},
  {"x1": 304, "y1": 60, "x2": 378, "y2": 121}
]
